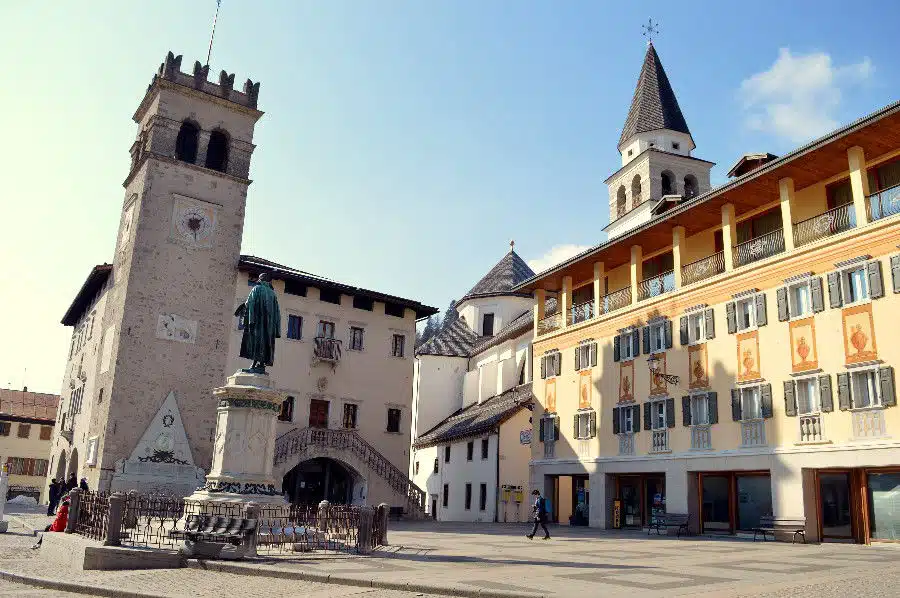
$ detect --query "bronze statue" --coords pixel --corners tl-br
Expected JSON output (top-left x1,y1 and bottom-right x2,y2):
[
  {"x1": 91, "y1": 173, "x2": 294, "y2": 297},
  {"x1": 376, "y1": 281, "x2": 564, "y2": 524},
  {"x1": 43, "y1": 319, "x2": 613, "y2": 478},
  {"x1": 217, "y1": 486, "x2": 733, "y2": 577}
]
[{"x1": 235, "y1": 273, "x2": 280, "y2": 374}]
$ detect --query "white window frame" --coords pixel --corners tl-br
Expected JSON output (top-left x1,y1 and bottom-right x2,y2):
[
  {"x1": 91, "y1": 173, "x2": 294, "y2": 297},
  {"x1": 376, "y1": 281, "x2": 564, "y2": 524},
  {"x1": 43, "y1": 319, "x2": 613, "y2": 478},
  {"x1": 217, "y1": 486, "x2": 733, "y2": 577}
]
[
  {"x1": 317, "y1": 320, "x2": 336, "y2": 339},
  {"x1": 735, "y1": 297, "x2": 756, "y2": 332},
  {"x1": 850, "y1": 367, "x2": 881, "y2": 409},
  {"x1": 740, "y1": 385, "x2": 762, "y2": 421},
  {"x1": 349, "y1": 326, "x2": 364, "y2": 351},
  {"x1": 650, "y1": 398, "x2": 667, "y2": 431},
  {"x1": 286, "y1": 313, "x2": 303, "y2": 341},
  {"x1": 794, "y1": 376, "x2": 821, "y2": 415},
  {"x1": 575, "y1": 411, "x2": 592, "y2": 439},
  {"x1": 391, "y1": 334, "x2": 406, "y2": 358},
  {"x1": 575, "y1": 342, "x2": 592, "y2": 371},
  {"x1": 542, "y1": 415, "x2": 558, "y2": 442},
  {"x1": 543, "y1": 351, "x2": 561, "y2": 378},
  {"x1": 619, "y1": 330, "x2": 638, "y2": 361},
  {"x1": 690, "y1": 393, "x2": 710, "y2": 425},
  {"x1": 840, "y1": 264, "x2": 870, "y2": 306},
  {"x1": 618, "y1": 407, "x2": 634, "y2": 435},
  {"x1": 648, "y1": 322, "x2": 666, "y2": 354},
  {"x1": 687, "y1": 311, "x2": 705, "y2": 346},
  {"x1": 787, "y1": 279, "x2": 812, "y2": 320}
]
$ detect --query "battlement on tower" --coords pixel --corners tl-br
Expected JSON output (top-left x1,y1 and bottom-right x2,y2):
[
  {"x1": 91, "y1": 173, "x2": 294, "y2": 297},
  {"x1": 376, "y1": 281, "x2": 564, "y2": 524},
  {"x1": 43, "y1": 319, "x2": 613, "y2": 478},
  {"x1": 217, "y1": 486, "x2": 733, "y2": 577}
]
[{"x1": 145, "y1": 51, "x2": 261, "y2": 110}]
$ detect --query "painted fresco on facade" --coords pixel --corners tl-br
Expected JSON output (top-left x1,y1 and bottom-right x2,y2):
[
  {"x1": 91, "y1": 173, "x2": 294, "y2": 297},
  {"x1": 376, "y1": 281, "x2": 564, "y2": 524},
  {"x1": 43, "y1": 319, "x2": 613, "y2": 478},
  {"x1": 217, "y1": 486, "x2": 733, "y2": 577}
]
[
  {"x1": 545, "y1": 378, "x2": 556, "y2": 413},
  {"x1": 736, "y1": 330, "x2": 761, "y2": 382},
  {"x1": 619, "y1": 360, "x2": 634, "y2": 403},
  {"x1": 789, "y1": 317, "x2": 818, "y2": 372},
  {"x1": 843, "y1": 303, "x2": 878, "y2": 365},
  {"x1": 650, "y1": 352, "x2": 667, "y2": 396},
  {"x1": 578, "y1": 370, "x2": 592, "y2": 409},
  {"x1": 688, "y1": 343, "x2": 709, "y2": 389}
]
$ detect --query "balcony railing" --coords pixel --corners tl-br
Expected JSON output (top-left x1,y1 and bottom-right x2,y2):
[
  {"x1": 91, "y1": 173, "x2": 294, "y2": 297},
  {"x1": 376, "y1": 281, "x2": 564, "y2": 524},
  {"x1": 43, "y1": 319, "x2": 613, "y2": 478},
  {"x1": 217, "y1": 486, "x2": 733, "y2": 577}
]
[
  {"x1": 793, "y1": 204, "x2": 855, "y2": 247},
  {"x1": 603, "y1": 287, "x2": 632, "y2": 314},
  {"x1": 650, "y1": 429, "x2": 669, "y2": 453},
  {"x1": 681, "y1": 252, "x2": 725, "y2": 286},
  {"x1": 537, "y1": 312, "x2": 562, "y2": 336},
  {"x1": 313, "y1": 336, "x2": 342, "y2": 363},
  {"x1": 733, "y1": 229, "x2": 785, "y2": 268},
  {"x1": 690, "y1": 425, "x2": 711, "y2": 450},
  {"x1": 543, "y1": 441, "x2": 555, "y2": 460},
  {"x1": 799, "y1": 413, "x2": 825, "y2": 443},
  {"x1": 867, "y1": 184, "x2": 900, "y2": 222},
  {"x1": 740, "y1": 419, "x2": 766, "y2": 447},
  {"x1": 638, "y1": 270, "x2": 675, "y2": 301},
  {"x1": 570, "y1": 300, "x2": 595, "y2": 325},
  {"x1": 618, "y1": 433, "x2": 635, "y2": 456},
  {"x1": 852, "y1": 408, "x2": 886, "y2": 439}
]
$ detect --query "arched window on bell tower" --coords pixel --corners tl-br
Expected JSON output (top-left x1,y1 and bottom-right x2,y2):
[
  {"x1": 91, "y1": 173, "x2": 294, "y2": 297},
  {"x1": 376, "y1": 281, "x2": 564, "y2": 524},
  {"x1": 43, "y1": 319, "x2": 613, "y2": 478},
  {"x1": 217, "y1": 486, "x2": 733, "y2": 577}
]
[
  {"x1": 631, "y1": 174, "x2": 642, "y2": 207},
  {"x1": 175, "y1": 120, "x2": 200, "y2": 164},
  {"x1": 205, "y1": 129, "x2": 230, "y2": 173},
  {"x1": 661, "y1": 170, "x2": 675, "y2": 196},
  {"x1": 684, "y1": 174, "x2": 699, "y2": 199},
  {"x1": 616, "y1": 186, "x2": 627, "y2": 218}
]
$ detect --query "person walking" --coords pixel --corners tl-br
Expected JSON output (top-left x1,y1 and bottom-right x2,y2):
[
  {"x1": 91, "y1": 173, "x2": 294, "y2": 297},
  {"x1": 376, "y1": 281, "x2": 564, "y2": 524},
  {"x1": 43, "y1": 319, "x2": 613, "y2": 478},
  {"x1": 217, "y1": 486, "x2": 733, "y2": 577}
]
[
  {"x1": 79, "y1": 478, "x2": 89, "y2": 492},
  {"x1": 46, "y1": 479, "x2": 59, "y2": 516},
  {"x1": 526, "y1": 489, "x2": 550, "y2": 540}
]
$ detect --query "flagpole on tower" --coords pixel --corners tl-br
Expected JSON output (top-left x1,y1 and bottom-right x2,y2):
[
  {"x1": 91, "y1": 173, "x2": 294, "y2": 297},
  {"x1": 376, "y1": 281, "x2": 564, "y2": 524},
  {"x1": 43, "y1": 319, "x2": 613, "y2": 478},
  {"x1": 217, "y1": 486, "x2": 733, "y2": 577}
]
[{"x1": 206, "y1": 0, "x2": 222, "y2": 68}]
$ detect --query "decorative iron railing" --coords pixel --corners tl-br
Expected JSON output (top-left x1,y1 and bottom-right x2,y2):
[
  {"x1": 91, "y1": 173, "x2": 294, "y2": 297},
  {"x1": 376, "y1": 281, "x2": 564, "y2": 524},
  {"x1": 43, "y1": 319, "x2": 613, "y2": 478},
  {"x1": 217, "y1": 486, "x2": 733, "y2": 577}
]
[
  {"x1": 638, "y1": 270, "x2": 675, "y2": 301},
  {"x1": 537, "y1": 312, "x2": 562, "y2": 335},
  {"x1": 740, "y1": 419, "x2": 767, "y2": 447},
  {"x1": 733, "y1": 229, "x2": 785, "y2": 268},
  {"x1": 799, "y1": 414, "x2": 825, "y2": 443},
  {"x1": 314, "y1": 337, "x2": 342, "y2": 362},
  {"x1": 681, "y1": 252, "x2": 725, "y2": 286},
  {"x1": 570, "y1": 300, "x2": 595, "y2": 325},
  {"x1": 650, "y1": 429, "x2": 669, "y2": 453},
  {"x1": 274, "y1": 427, "x2": 425, "y2": 514},
  {"x1": 73, "y1": 490, "x2": 110, "y2": 541},
  {"x1": 690, "y1": 425, "x2": 711, "y2": 450},
  {"x1": 618, "y1": 433, "x2": 635, "y2": 456},
  {"x1": 603, "y1": 287, "x2": 632, "y2": 314},
  {"x1": 793, "y1": 203, "x2": 855, "y2": 247},
  {"x1": 867, "y1": 183, "x2": 900, "y2": 222},
  {"x1": 852, "y1": 408, "x2": 886, "y2": 439}
]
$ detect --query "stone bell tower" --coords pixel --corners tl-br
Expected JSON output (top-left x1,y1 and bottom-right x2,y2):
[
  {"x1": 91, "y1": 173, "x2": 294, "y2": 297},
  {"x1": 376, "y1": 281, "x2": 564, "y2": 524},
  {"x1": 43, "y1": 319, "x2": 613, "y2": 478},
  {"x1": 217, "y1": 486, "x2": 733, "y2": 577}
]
[{"x1": 95, "y1": 52, "x2": 264, "y2": 493}]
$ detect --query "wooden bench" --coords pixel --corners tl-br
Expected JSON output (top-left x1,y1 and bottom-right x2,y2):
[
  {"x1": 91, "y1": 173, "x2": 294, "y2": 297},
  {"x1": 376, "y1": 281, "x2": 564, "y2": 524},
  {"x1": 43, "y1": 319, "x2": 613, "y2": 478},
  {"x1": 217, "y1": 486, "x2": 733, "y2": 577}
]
[
  {"x1": 170, "y1": 515, "x2": 258, "y2": 559},
  {"x1": 388, "y1": 506, "x2": 405, "y2": 521},
  {"x1": 648, "y1": 513, "x2": 690, "y2": 538},
  {"x1": 753, "y1": 516, "x2": 806, "y2": 543}
]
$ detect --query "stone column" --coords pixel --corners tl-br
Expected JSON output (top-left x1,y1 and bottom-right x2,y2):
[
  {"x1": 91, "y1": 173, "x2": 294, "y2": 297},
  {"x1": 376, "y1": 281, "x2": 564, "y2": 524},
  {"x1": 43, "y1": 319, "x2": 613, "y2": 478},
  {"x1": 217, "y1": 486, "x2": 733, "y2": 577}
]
[
  {"x1": 848, "y1": 146, "x2": 870, "y2": 227},
  {"x1": 195, "y1": 130, "x2": 212, "y2": 168},
  {"x1": 561, "y1": 276, "x2": 573, "y2": 329},
  {"x1": 243, "y1": 501, "x2": 260, "y2": 557},
  {"x1": 721, "y1": 203, "x2": 736, "y2": 271},
  {"x1": 104, "y1": 492, "x2": 126, "y2": 546},
  {"x1": 357, "y1": 508, "x2": 375, "y2": 555},
  {"x1": 672, "y1": 226, "x2": 685, "y2": 289},
  {"x1": 533, "y1": 289, "x2": 546, "y2": 337},
  {"x1": 65, "y1": 488, "x2": 81, "y2": 534},
  {"x1": 593, "y1": 262, "x2": 604, "y2": 317},
  {"x1": 778, "y1": 178, "x2": 796, "y2": 251},
  {"x1": 376, "y1": 503, "x2": 389, "y2": 546},
  {"x1": 630, "y1": 245, "x2": 642, "y2": 303}
]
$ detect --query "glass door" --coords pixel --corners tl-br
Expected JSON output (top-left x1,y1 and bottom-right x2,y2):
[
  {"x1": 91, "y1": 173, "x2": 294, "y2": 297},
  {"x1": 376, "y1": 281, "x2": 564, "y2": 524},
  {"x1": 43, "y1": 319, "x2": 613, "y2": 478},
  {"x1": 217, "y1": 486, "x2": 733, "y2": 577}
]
[
  {"x1": 867, "y1": 472, "x2": 900, "y2": 541},
  {"x1": 701, "y1": 474, "x2": 732, "y2": 533},
  {"x1": 645, "y1": 476, "x2": 666, "y2": 529},
  {"x1": 820, "y1": 472, "x2": 853, "y2": 539},
  {"x1": 619, "y1": 477, "x2": 642, "y2": 528},
  {"x1": 735, "y1": 474, "x2": 772, "y2": 531}
]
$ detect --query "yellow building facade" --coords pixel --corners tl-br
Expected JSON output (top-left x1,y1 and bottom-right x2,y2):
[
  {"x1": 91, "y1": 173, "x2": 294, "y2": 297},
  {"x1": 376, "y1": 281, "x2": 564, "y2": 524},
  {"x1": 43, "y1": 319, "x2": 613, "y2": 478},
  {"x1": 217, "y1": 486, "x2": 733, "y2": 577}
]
[
  {"x1": 518, "y1": 44, "x2": 900, "y2": 543},
  {"x1": 0, "y1": 388, "x2": 59, "y2": 501}
]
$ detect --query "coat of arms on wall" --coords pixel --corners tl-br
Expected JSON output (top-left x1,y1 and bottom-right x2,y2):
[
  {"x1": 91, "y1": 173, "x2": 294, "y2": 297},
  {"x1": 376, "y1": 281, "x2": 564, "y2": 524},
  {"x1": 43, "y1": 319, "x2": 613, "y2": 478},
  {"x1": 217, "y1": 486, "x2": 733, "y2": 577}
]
[
  {"x1": 789, "y1": 317, "x2": 818, "y2": 372},
  {"x1": 649, "y1": 353, "x2": 667, "y2": 396},
  {"x1": 688, "y1": 344, "x2": 709, "y2": 389},
  {"x1": 578, "y1": 370, "x2": 592, "y2": 409},
  {"x1": 842, "y1": 303, "x2": 878, "y2": 364},
  {"x1": 619, "y1": 360, "x2": 634, "y2": 403},
  {"x1": 736, "y1": 330, "x2": 761, "y2": 382},
  {"x1": 545, "y1": 378, "x2": 556, "y2": 413}
]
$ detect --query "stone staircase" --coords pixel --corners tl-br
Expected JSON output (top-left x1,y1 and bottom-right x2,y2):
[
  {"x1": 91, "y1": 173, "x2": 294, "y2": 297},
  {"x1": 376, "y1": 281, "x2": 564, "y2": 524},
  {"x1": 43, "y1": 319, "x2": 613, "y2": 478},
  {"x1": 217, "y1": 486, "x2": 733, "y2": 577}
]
[{"x1": 274, "y1": 427, "x2": 426, "y2": 518}]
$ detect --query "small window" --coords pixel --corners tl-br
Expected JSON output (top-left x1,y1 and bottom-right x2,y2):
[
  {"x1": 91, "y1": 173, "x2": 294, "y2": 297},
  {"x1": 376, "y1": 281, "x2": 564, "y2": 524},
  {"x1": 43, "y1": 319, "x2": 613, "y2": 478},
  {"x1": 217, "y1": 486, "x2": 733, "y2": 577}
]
[
  {"x1": 575, "y1": 341, "x2": 595, "y2": 371},
  {"x1": 387, "y1": 408, "x2": 402, "y2": 433},
  {"x1": 444, "y1": 445, "x2": 451, "y2": 463},
  {"x1": 278, "y1": 396, "x2": 295, "y2": 422},
  {"x1": 672, "y1": 142, "x2": 680, "y2": 150},
  {"x1": 414, "y1": 461, "x2": 420, "y2": 475},
  {"x1": 688, "y1": 311, "x2": 705, "y2": 345},
  {"x1": 0, "y1": 422, "x2": 9, "y2": 436},
  {"x1": 317, "y1": 320, "x2": 335, "y2": 339},
  {"x1": 842, "y1": 266, "x2": 869, "y2": 305},
  {"x1": 204, "y1": 129, "x2": 229, "y2": 172},
  {"x1": 617, "y1": 407, "x2": 634, "y2": 434},
  {"x1": 574, "y1": 411, "x2": 595, "y2": 439},
  {"x1": 433, "y1": 457, "x2": 439, "y2": 473},
  {"x1": 174, "y1": 120, "x2": 200, "y2": 163},
  {"x1": 735, "y1": 297, "x2": 756, "y2": 331},
  {"x1": 352, "y1": 295, "x2": 374, "y2": 311},
  {"x1": 620, "y1": 331, "x2": 638, "y2": 360},
  {"x1": 481, "y1": 437, "x2": 489, "y2": 459},
  {"x1": 788, "y1": 280, "x2": 812, "y2": 318},
  {"x1": 649, "y1": 322, "x2": 666, "y2": 353},
  {"x1": 343, "y1": 403, "x2": 358, "y2": 429},
  {"x1": 540, "y1": 351, "x2": 561, "y2": 378},
  {"x1": 286, "y1": 315, "x2": 303, "y2": 340},
  {"x1": 466, "y1": 441, "x2": 474, "y2": 461},
  {"x1": 349, "y1": 326, "x2": 364, "y2": 351},
  {"x1": 284, "y1": 280, "x2": 307, "y2": 296},
  {"x1": 443, "y1": 484, "x2": 449, "y2": 508},
  {"x1": 691, "y1": 394, "x2": 710, "y2": 425},
  {"x1": 740, "y1": 386, "x2": 762, "y2": 420},
  {"x1": 465, "y1": 483, "x2": 473, "y2": 510},
  {"x1": 17, "y1": 424, "x2": 31, "y2": 439},
  {"x1": 650, "y1": 400, "x2": 667, "y2": 430},
  {"x1": 479, "y1": 483, "x2": 487, "y2": 511},
  {"x1": 850, "y1": 369, "x2": 880, "y2": 408},
  {"x1": 392, "y1": 334, "x2": 406, "y2": 358},
  {"x1": 795, "y1": 378, "x2": 820, "y2": 414},
  {"x1": 40, "y1": 426, "x2": 53, "y2": 440},
  {"x1": 482, "y1": 313, "x2": 495, "y2": 337},
  {"x1": 627, "y1": 149, "x2": 633, "y2": 157}
]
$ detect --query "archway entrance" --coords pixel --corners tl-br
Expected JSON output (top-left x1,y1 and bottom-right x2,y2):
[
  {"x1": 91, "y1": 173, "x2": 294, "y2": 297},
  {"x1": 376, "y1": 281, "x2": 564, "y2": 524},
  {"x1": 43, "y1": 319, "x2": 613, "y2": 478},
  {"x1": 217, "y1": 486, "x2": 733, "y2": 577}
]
[
  {"x1": 282, "y1": 458, "x2": 359, "y2": 505},
  {"x1": 55, "y1": 451, "x2": 67, "y2": 481},
  {"x1": 67, "y1": 448, "x2": 79, "y2": 480}
]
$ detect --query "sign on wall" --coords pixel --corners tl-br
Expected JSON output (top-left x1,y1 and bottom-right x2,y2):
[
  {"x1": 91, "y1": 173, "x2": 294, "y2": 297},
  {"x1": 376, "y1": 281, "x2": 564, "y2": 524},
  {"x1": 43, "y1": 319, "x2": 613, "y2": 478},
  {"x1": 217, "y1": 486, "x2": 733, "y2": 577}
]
[{"x1": 520, "y1": 429, "x2": 532, "y2": 445}]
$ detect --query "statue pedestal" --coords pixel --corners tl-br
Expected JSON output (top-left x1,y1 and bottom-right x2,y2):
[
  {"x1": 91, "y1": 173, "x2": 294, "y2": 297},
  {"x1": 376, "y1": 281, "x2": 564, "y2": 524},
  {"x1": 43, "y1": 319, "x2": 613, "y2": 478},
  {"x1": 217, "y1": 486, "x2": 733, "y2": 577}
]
[{"x1": 186, "y1": 372, "x2": 287, "y2": 505}]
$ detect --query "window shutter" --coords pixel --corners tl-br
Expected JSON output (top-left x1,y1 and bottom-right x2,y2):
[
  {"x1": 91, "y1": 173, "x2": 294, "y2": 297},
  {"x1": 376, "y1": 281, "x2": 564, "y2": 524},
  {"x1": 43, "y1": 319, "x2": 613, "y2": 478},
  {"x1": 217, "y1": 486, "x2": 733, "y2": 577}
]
[
  {"x1": 761, "y1": 384, "x2": 773, "y2": 418},
  {"x1": 539, "y1": 418, "x2": 545, "y2": 442},
  {"x1": 755, "y1": 293, "x2": 768, "y2": 327},
  {"x1": 811, "y1": 277, "x2": 825, "y2": 312},
  {"x1": 574, "y1": 413, "x2": 580, "y2": 438},
  {"x1": 553, "y1": 416, "x2": 560, "y2": 442},
  {"x1": 631, "y1": 329, "x2": 640, "y2": 356},
  {"x1": 705, "y1": 308, "x2": 715, "y2": 339},
  {"x1": 642, "y1": 326, "x2": 651, "y2": 354},
  {"x1": 868, "y1": 260, "x2": 885, "y2": 299},
  {"x1": 682, "y1": 396, "x2": 692, "y2": 426},
  {"x1": 879, "y1": 366, "x2": 896, "y2": 407},
  {"x1": 575, "y1": 347, "x2": 581, "y2": 371},
  {"x1": 590, "y1": 342, "x2": 598, "y2": 367},
  {"x1": 632, "y1": 404, "x2": 641, "y2": 432},
  {"x1": 540, "y1": 356, "x2": 547, "y2": 379},
  {"x1": 664, "y1": 320, "x2": 673, "y2": 349},
  {"x1": 731, "y1": 389, "x2": 742, "y2": 421},
  {"x1": 837, "y1": 372, "x2": 852, "y2": 410},
  {"x1": 891, "y1": 255, "x2": 900, "y2": 294},
  {"x1": 783, "y1": 380, "x2": 797, "y2": 417},
  {"x1": 708, "y1": 392, "x2": 719, "y2": 424},
  {"x1": 589, "y1": 410, "x2": 597, "y2": 437},
  {"x1": 726, "y1": 302, "x2": 737, "y2": 334},
  {"x1": 643, "y1": 402, "x2": 652, "y2": 431},
  {"x1": 680, "y1": 316, "x2": 689, "y2": 346},
  {"x1": 776, "y1": 287, "x2": 789, "y2": 322},
  {"x1": 828, "y1": 271, "x2": 843, "y2": 308},
  {"x1": 666, "y1": 398, "x2": 675, "y2": 428},
  {"x1": 613, "y1": 336, "x2": 621, "y2": 362},
  {"x1": 819, "y1": 374, "x2": 833, "y2": 412},
  {"x1": 554, "y1": 354, "x2": 561, "y2": 377},
  {"x1": 612, "y1": 407, "x2": 621, "y2": 435}
]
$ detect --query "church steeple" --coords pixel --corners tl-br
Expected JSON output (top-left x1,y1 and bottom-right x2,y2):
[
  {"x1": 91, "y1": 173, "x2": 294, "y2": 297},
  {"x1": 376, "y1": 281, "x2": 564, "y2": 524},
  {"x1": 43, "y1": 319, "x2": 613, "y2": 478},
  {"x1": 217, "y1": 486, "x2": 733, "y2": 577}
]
[{"x1": 618, "y1": 43, "x2": 693, "y2": 152}]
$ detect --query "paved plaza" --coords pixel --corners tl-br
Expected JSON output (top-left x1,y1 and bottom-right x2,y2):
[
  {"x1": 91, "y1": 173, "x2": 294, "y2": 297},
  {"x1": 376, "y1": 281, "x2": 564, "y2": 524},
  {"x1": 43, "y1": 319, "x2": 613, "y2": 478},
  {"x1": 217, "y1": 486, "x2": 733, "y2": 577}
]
[{"x1": 0, "y1": 509, "x2": 898, "y2": 597}]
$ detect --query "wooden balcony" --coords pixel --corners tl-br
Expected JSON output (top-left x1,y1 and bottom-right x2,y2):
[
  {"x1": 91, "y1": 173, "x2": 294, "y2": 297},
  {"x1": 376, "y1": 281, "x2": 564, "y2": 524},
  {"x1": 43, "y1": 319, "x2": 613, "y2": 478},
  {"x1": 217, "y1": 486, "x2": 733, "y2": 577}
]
[
  {"x1": 681, "y1": 252, "x2": 725, "y2": 286},
  {"x1": 793, "y1": 203, "x2": 856, "y2": 247},
  {"x1": 867, "y1": 183, "x2": 900, "y2": 222},
  {"x1": 638, "y1": 270, "x2": 675, "y2": 301},
  {"x1": 733, "y1": 229, "x2": 785, "y2": 268}
]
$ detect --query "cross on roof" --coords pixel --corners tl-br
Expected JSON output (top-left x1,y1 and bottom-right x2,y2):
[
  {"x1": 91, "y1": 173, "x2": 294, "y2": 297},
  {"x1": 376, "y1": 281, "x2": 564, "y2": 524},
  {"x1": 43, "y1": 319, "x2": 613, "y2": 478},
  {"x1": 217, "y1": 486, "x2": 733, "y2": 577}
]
[
  {"x1": 641, "y1": 18, "x2": 659, "y2": 44},
  {"x1": 510, "y1": 240, "x2": 515, "y2": 252}
]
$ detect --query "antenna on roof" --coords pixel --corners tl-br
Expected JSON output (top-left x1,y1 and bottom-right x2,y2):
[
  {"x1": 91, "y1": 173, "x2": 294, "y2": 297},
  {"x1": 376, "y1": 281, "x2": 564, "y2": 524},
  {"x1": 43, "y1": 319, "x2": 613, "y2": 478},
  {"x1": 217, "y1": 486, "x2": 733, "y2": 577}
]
[
  {"x1": 205, "y1": 0, "x2": 222, "y2": 68},
  {"x1": 641, "y1": 17, "x2": 659, "y2": 45}
]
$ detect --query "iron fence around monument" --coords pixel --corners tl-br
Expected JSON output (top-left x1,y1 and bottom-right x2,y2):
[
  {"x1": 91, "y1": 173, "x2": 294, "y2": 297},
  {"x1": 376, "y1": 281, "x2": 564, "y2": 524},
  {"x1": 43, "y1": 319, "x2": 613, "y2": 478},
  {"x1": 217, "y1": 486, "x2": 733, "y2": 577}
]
[{"x1": 73, "y1": 490, "x2": 111, "y2": 541}]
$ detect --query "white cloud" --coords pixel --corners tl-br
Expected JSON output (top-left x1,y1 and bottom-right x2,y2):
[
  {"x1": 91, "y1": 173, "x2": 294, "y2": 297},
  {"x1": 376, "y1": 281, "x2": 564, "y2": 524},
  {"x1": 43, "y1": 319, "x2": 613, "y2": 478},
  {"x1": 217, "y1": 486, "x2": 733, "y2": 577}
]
[
  {"x1": 739, "y1": 49, "x2": 873, "y2": 143},
  {"x1": 527, "y1": 244, "x2": 591, "y2": 274}
]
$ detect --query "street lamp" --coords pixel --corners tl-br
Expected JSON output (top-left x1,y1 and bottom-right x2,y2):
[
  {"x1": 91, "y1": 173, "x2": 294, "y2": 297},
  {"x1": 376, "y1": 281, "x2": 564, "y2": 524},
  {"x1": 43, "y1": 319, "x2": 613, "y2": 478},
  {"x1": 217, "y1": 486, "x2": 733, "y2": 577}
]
[{"x1": 647, "y1": 354, "x2": 680, "y2": 385}]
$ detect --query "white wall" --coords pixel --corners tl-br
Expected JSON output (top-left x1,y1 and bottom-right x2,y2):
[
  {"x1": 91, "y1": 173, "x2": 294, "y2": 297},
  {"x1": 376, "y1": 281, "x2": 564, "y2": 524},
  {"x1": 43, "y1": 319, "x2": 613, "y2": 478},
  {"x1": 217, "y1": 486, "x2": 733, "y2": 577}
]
[
  {"x1": 462, "y1": 370, "x2": 479, "y2": 408},
  {"x1": 416, "y1": 435, "x2": 498, "y2": 522},
  {"x1": 411, "y1": 355, "x2": 467, "y2": 442},
  {"x1": 456, "y1": 297, "x2": 533, "y2": 339},
  {"x1": 620, "y1": 130, "x2": 695, "y2": 166}
]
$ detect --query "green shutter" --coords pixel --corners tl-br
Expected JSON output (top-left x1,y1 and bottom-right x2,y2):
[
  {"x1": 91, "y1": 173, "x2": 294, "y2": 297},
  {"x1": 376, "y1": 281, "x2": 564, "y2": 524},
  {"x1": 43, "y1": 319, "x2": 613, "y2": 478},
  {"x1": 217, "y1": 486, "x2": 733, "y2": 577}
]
[
  {"x1": 705, "y1": 308, "x2": 715, "y2": 339},
  {"x1": 680, "y1": 316, "x2": 689, "y2": 346},
  {"x1": 776, "y1": 287, "x2": 789, "y2": 321},
  {"x1": 869, "y1": 261, "x2": 885, "y2": 299},
  {"x1": 731, "y1": 389, "x2": 742, "y2": 421},
  {"x1": 708, "y1": 392, "x2": 719, "y2": 424},
  {"x1": 828, "y1": 271, "x2": 843, "y2": 308},
  {"x1": 755, "y1": 293, "x2": 768, "y2": 327},
  {"x1": 726, "y1": 302, "x2": 737, "y2": 334},
  {"x1": 819, "y1": 374, "x2": 833, "y2": 412},
  {"x1": 783, "y1": 380, "x2": 797, "y2": 417},
  {"x1": 811, "y1": 276, "x2": 825, "y2": 312},
  {"x1": 837, "y1": 372, "x2": 851, "y2": 410},
  {"x1": 880, "y1": 366, "x2": 896, "y2": 407}
]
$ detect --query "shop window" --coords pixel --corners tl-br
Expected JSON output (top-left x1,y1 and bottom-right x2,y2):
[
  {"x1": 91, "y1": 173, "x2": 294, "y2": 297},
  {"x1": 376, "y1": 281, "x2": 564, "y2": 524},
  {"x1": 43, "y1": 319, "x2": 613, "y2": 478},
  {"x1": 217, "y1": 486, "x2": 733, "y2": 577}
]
[{"x1": 868, "y1": 472, "x2": 900, "y2": 540}]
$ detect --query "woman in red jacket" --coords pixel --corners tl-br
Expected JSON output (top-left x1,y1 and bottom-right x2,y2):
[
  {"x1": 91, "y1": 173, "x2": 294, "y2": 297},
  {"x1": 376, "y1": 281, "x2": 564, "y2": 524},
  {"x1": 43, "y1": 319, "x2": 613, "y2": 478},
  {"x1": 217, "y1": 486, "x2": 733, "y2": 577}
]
[{"x1": 32, "y1": 496, "x2": 69, "y2": 549}]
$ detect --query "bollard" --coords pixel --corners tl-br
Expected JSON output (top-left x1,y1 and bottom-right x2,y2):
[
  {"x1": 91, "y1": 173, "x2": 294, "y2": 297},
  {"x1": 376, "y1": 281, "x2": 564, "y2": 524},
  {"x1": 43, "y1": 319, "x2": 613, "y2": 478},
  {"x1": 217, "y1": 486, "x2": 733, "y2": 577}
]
[
  {"x1": 65, "y1": 488, "x2": 81, "y2": 534},
  {"x1": 0, "y1": 464, "x2": 9, "y2": 533},
  {"x1": 357, "y1": 507, "x2": 375, "y2": 555},
  {"x1": 104, "y1": 493, "x2": 126, "y2": 546},
  {"x1": 243, "y1": 501, "x2": 260, "y2": 557},
  {"x1": 376, "y1": 502, "x2": 389, "y2": 546},
  {"x1": 317, "y1": 500, "x2": 330, "y2": 550}
]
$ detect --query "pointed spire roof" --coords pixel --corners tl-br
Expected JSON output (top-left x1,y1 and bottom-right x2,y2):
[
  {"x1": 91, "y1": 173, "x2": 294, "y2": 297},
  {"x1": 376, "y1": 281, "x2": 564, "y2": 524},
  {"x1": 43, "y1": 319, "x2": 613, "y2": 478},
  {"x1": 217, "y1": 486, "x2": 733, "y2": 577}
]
[
  {"x1": 461, "y1": 249, "x2": 535, "y2": 302},
  {"x1": 618, "y1": 43, "x2": 692, "y2": 149}
]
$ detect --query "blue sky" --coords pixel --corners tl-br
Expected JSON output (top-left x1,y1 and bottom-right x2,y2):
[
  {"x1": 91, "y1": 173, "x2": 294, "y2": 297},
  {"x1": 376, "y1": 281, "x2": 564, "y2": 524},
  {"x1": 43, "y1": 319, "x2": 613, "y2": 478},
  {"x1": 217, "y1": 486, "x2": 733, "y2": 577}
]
[{"x1": 1, "y1": 1, "x2": 896, "y2": 392}]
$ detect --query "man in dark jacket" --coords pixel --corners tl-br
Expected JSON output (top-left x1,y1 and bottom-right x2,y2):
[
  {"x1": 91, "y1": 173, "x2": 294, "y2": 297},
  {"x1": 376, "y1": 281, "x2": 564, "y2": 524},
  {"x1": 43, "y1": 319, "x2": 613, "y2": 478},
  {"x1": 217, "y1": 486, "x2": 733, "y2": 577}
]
[
  {"x1": 526, "y1": 489, "x2": 551, "y2": 540},
  {"x1": 79, "y1": 478, "x2": 89, "y2": 492},
  {"x1": 66, "y1": 472, "x2": 77, "y2": 492},
  {"x1": 46, "y1": 479, "x2": 59, "y2": 515}
]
